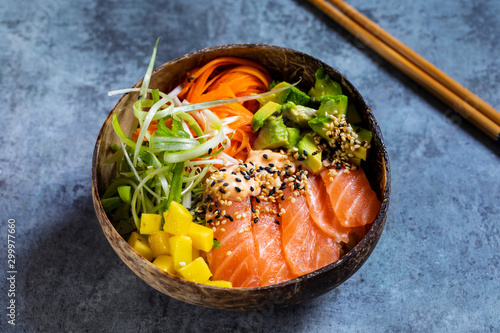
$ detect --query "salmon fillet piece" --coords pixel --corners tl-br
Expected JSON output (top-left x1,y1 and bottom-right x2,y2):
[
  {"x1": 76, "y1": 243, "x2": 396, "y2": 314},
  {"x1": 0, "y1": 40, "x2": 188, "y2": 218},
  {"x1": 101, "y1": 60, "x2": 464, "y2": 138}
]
[
  {"x1": 306, "y1": 175, "x2": 351, "y2": 243},
  {"x1": 252, "y1": 199, "x2": 297, "y2": 286},
  {"x1": 206, "y1": 198, "x2": 260, "y2": 287},
  {"x1": 321, "y1": 168, "x2": 381, "y2": 227},
  {"x1": 280, "y1": 187, "x2": 341, "y2": 277}
]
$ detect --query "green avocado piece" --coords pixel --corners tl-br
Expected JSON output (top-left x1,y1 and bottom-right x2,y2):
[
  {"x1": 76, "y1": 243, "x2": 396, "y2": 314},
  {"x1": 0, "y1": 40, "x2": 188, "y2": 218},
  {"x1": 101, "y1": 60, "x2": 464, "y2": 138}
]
[
  {"x1": 253, "y1": 116, "x2": 289, "y2": 150},
  {"x1": 298, "y1": 133, "x2": 322, "y2": 173},
  {"x1": 284, "y1": 86, "x2": 311, "y2": 106},
  {"x1": 282, "y1": 103, "x2": 317, "y2": 128},
  {"x1": 257, "y1": 81, "x2": 291, "y2": 105},
  {"x1": 346, "y1": 103, "x2": 362, "y2": 124},
  {"x1": 284, "y1": 127, "x2": 301, "y2": 149},
  {"x1": 308, "y1": 116, "x2": 333, "y2": 141},
  {"x1": 251, "y1": 101, "x2": 281, "y2": 132},
  {"x1": 347, "y1": 125, "x2": 373, "y2": 164},
  {"x1": 308, "y1": 68, "x2": 342, "y2": 102},
  {"x1": 317, "y1": 95, "x2": 348, "y2": 117}
]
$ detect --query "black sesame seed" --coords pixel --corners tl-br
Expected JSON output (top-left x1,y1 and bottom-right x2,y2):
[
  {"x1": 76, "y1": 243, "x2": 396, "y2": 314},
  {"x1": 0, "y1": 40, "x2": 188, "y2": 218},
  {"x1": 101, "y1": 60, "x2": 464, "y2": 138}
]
[
  {"x1": 224, "y1": 214, "x2": 233, "y2": 221},
  {"x1": 263, "y1": 154, "x2": 268, "y2": 159},
  {"x1": 269, "y1": 163, "x2": 275, "y2": 167},
  {"x1": 244, "y1": 175, "x2": 251, "y2": 180},
  {"x1": 208, "y1": 148, "x2": 213, "y2": 154},
  {"x1": 253, "y1": 217, "x2": 259, "y2": 223},
  {"x1": 235, "y1": 178, "x2": 242, "y2": 182},
  {"x1": 281, "y1": 195, "x2": 285, "y2": 201},
  {"x1": 251, "y1": 206, "x2": 256, "y2": 213},
  {"x1": 235, "y1": 187, "x2": 241, "y2": 193},
  {"x1": 231, "y1": 171, "x2": 237, "y2": 175},
  {"x1": 250, "y1": 186, "x2": 255, "y2": 192},
  {"x1": 223, "y1": 182, "x2": 229, "y2": 187},
  {"x1": 219, "y1": 188, "x2": 226, "y2": 194},
  {"x1": 274, "y1": 220, "x2": 280, "y2": 225},
  {"x1": 220, "y1": 168, "x2": 226, "y2": 172},
  {"x1": 208, "y1": 205, "x2": 213, "y2": 212},
  {"x1": 255, "y1": 197, "x2": 261, "y2": 203},
  {"x1": 303, "y1": 150, "x2": 308, "y2": 157},
  {"x1": 207, "y1": 219, "x2": 213, "y2": 223},
  {"x1": 211, "y1": 181, "x2": 216, "y2": 187}
]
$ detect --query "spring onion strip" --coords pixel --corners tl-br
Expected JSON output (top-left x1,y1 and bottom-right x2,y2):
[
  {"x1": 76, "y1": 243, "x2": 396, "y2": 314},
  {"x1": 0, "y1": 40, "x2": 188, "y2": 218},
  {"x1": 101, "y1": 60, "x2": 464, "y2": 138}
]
[
  {"x1": 130, "y1": 165, "x2": 170, "y2": 228},
  {"x1": 167, "y1": 84, "x2": 182, "y2": 98},
  {"x1": 139, "y1": 37, "x2": 160, "y2": 100},
  {"x1": 120, "y1": 141, "x2": 162, "y2": 202},
  {"x1": 221, "y1": 116, "x2": 240, "y2": 126},
  {"x1": 174, "y1": 111, "x2": 205, "y2": 142},
  {"x1": 133, "y1": 96, "x2": 174, "y2": 166},
  {"x1": 174, "y1": 81, "x2": 298, "y2": 113},
  {"x1": 133, "y1": 96, "x2": 175, "y2": 121},
  {"x1": 184, "y1": 159, "x2": 225, "y2": 166},
  {"x1": 102, "y1": 177, "x2": 138, "y2": 199},
  {"x1": 181, "y1": 164, "x2": 210, "y2": 196},
  {"x1": 149, "y1": 136, "x2": 199, "y2": 152},
  {"x1": 163, "y1": 110, "x2": 223, "y2": 163},
  {"x1": 218, "y1": 152, "x2": 239, "y2": 165},
  {"x1": 112, "y1": 114, "x2": 142, "y2": 150}
]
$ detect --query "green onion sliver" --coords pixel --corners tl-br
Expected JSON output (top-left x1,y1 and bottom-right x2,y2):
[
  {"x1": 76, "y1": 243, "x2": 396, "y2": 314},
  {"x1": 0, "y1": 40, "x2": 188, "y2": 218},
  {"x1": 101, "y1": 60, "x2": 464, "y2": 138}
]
[
  {"x1": 133, "y1": 96, "x2": 174, "y2": 166},
  {"x1": 139, "y1": 37, "x2": 160, "y2": 100},
  {"x1": 163, "y1": 109, "x2": 223, "y2": 163},
  {"x1": 130, "y1": 165, "x2": 170, "y2": 229}
]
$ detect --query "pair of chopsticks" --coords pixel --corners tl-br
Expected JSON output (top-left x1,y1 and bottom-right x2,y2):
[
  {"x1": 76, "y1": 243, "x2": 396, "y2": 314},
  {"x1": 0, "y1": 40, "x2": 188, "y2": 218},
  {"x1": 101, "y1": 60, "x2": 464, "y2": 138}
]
[{"x1": 307, "y1": 0, "x2": 500, "y2": 142}]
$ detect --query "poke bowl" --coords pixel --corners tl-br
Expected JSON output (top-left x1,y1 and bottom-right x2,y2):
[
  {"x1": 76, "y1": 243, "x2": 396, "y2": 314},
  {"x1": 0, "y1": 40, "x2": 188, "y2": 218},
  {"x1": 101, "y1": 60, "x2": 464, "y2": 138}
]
[{"x1": 91, "y1": 43, "x2": 390, "y2": 310}]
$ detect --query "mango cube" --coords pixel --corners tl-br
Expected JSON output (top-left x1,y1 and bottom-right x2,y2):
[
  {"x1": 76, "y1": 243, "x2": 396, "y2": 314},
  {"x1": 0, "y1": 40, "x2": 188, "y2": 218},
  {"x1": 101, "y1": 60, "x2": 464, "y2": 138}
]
[
  {"x1": 192, "y1": 247, "x2": 200, "y2": 259},
  {"x1": 148, "y1": 231, "x2": 170, "y2": 257},
  {"x1": 187, "y1": 222, "x2": 214, "y2": 252},
  {"x1": 152, "y1": 255, "x2": 176, "y2": 275},
  {"x1": 140, "y1": 213, "x2": 162, "y2": 235},
  {"x1": 163, "y1": 201, "x2": 192, "y2": 235},
  {"x1": 177, "y1": 257, "x2": 213, "y2": 283},
  {"x1": 203, "y1": 280, "x2": 233, "y2": 288},
  {"x1": 128, "y1": 232, "x2": 154, "y2": 261},
  {"x1": 169, "y1": 235, "x2": 193, "y2": 270}
]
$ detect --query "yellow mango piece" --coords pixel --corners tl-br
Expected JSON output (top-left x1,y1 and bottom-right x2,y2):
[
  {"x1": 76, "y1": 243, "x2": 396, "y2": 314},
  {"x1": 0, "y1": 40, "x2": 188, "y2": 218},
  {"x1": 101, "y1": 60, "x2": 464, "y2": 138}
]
[
  {"x1": 177, "y1": 257, "x2": 213, "y2": 283},
  {"x1": 192, "y1": 247, "x2": 200, "y2": 259},
  {"x1": 128, "y1": 232, "x2": 153, "y2": 261},
  {"x1": 140, "y1": 213, "x2": 162, "y2": 235},
  {"x1": 148, "y1": 231, "x2": 170, "y2": 258},
  {"x1": 169, "y1": 235, "x2": 192, "y2": 270},
  {"x1": 152, "y1": 255, "x2": 176, "y2": 275},
  {"x1": 163, "y1": 201, "x2": 192, "y2": 236},
  {"x1": 187, "y1": 222, "x2": 214, "y2": 252},
  {"x1": 203, "y1": 280, "x2": 233, "y2": 288}
]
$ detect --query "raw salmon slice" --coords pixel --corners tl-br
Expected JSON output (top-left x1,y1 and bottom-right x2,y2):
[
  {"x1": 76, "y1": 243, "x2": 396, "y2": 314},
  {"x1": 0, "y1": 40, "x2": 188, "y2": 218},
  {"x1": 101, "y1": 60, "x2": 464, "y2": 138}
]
[
  {"x1": 306, "y1": 175, "x2": 351, "y2": 243},
  {"x1": 206, "y1": 197, "x2": 260, "y2": 287},
  {"x1": 252, "y1": 199, "x2": 297, "y2": 286},
  {"x1": 321, "y1": 168, "x2": 381, "y2": 227},
  {"x1": 280, "y1": 187, "x2": 341, "y2": 277}
]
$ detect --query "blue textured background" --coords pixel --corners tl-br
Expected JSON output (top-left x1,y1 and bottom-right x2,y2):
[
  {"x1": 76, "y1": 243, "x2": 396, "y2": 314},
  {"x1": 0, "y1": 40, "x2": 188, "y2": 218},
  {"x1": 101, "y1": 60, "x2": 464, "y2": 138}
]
[{"x1": 1, "y1": 0, "x2": 499, "y2": 332}]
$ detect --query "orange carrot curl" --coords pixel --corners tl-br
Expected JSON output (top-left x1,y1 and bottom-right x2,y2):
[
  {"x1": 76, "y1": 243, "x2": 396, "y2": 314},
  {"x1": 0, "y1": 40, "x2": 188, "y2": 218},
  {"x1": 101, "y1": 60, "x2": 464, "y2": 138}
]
[{"x1": 178, "y1": 57, "x2": 271, "y2": 161}]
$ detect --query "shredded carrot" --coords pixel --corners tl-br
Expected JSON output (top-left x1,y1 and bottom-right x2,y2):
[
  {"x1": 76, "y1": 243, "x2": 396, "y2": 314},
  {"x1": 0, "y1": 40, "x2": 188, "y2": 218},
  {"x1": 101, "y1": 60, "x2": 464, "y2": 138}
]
[{"x1": 178, "y1": 57, "x2": 271, "y2": 161}]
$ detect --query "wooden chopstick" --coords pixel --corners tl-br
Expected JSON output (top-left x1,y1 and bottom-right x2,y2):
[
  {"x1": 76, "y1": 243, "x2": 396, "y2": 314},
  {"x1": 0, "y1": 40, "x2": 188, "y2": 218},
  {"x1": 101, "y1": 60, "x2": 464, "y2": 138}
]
[{"x1": 307, "y1": 0, "x2": 500, "y2": 142}]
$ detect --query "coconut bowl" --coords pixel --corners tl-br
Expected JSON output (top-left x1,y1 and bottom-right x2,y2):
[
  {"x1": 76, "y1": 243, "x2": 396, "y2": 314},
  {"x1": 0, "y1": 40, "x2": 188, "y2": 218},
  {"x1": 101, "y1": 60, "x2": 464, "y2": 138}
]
[{"x1": 91, "y1": 43, "x2": 390, "y2": 310}]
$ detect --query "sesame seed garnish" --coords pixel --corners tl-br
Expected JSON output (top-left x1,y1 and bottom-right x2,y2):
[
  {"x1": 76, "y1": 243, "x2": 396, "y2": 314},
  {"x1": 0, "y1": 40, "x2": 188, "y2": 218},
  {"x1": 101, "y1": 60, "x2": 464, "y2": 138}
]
[
  {"x1": 235, "y1": 187, "x2": 241, "y2": 193},
  {"x1": 253, "y1": 217, "x2": 259, "y2": 223},
  {"x1": 226, "y1": 251, "x2": 232, "y2": 256}
]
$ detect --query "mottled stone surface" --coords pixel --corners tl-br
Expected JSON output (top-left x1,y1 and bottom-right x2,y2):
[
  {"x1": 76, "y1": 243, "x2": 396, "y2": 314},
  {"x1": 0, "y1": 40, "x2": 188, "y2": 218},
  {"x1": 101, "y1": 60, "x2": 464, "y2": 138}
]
[{"x1": 0, "y1": 0, "x2": 498, "y2": 332}]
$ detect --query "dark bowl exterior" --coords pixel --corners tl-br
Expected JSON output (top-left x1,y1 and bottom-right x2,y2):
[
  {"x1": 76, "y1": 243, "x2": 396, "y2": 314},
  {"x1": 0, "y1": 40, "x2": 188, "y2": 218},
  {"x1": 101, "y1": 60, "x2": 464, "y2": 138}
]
[{"x1": 92, "y1": 43, "x2": 390, "y2": 310}]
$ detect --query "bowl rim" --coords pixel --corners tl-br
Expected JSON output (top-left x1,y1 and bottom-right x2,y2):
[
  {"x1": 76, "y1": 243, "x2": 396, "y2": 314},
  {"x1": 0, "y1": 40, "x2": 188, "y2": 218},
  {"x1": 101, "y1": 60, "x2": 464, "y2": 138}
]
[{"x1": 91, "y1": 43, "x2": 391, "y2": 293}]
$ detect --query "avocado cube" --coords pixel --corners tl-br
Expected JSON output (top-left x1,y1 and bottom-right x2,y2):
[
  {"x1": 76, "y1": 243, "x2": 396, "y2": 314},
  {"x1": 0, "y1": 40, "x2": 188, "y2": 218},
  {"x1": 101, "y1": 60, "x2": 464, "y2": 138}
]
[
  {"x1": 308, "y1": 116, "x2": 333, "y2": 141},
  {"x1": 284, "y1": 86, "x2": 311, "y2": 106},
  {"x1": 346, "y1": 103, "x2": 362, "y2": 124},
  {"x1": 298, "y1": 133, "x2": 322, "y2": 173},
  {"x1": 251, "y1": 101, "x2": 281, "y2": 132},
  {"x1": 317, "y1": 95, "x2": 348, "y2": 117},
  {"x1": 253, "y1": 116, "x2": 289, "y2": 150},
  {"x1": 257, "y1": 81, "x2": 291, "y2": 105},
  {"x1": 347, "y1": 125, "x2": 373, "y2": 162},
  {"x1": 284, "y1": 127, "x2": 301, "y2": 149},
  {"x1": 308, "y1": 68, "x2": 342, "y2": 102},
  {"x1": 283, "y1": 103, "x2": 317, "y2": 128}
]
